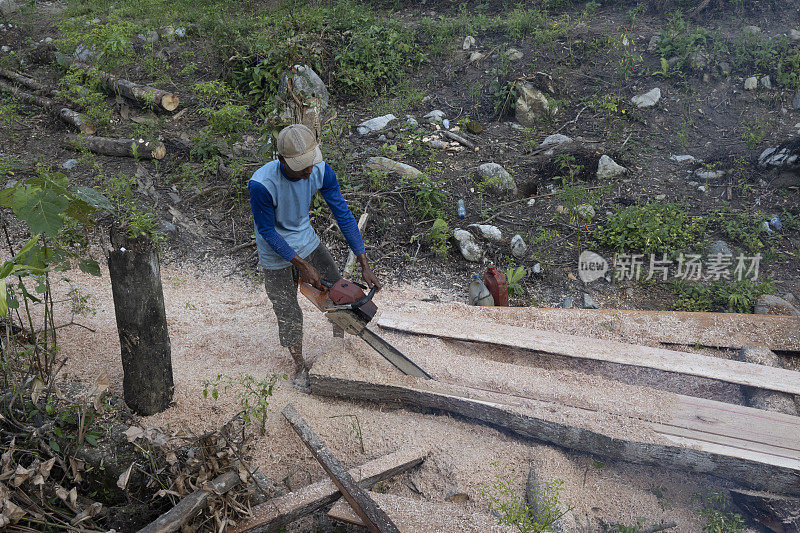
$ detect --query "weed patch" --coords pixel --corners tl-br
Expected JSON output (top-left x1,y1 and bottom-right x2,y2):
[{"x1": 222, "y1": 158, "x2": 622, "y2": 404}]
[{"x1": 596, "y1": 203, "x2": 701, "y2": 254}]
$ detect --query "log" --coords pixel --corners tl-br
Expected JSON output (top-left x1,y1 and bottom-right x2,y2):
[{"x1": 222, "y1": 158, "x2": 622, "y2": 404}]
[
  {"x1": 65, "y1": 134, "x2": 166, "y2": 160},
  {"x1": 309, "y1": 365, "x2": 800, "y2": 496},
  {"x1": 281, "y1": 404, "x2": 401, "y2": 533},
  {"x1": 107, "y1": 225, "x2": 174, "y2": 415},
  {"x1": 0, "y1": 79, "x2": 96, "y2": 134},
  {"x1": 72, "y1": 61, "x2": 178, "y2": 111},
  {"x1": 233, "y1": 447, "x2": 427, "y2": 533},
  {"x1": 377, "y1": 311, "x2": 800, "y2": 396},
  {"x1": 343, "y1": 211, "x2": 369, "y2": 278},
  {"x1": 730, "y1": 489, "x2": 800, "y2": 533},
  {"x1": 442, "y1": 130, "x2": 477, "y2": 150},
  {"x1": 0, "y1": 67, "x2": 58, "y2": 97},
  {"x1": 137, "y1": 470, "x2": 241, "y2": 533}
]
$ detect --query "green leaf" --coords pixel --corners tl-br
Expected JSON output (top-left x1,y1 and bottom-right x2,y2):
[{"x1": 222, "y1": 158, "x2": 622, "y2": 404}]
[
  {"x1": 72, "y1": 186, "x2": 114, "y2": 211},
  {"x1": 211, "y1": 388, "x2": 218, "y2": 400},
  {"x1": 13, "y1": 188, "x2": 69, "y2": 237},
  {"x1": 49, "y1": 439, "x2": 61, "y2": 453},
  {"x1": 85, "y1": 434, "x2": 99, "y2": 447},
  {"x1": 79, "y1": 259, "x2": 101, "y2": 276},
  {"x1": 0, "y1": 187, "x2": 15, "y2": 208},
  {"x1": 0, "y1": 279, "x2": 7, "y2": 317}
]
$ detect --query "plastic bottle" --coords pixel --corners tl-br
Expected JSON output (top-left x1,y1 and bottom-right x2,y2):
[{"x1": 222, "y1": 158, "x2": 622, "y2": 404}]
[
  {"x1": 469, "y1": 275, "x2": 494, "y2": 306},
  {"x1": 457, "y1": 199, "x2": 466, "y2": 219},
  {"x1": 484, "y1": 266, "x2": 509, "y2": 307},
  {"x1": 769, "y1": 215, "x2": 782, "y2": 231}
]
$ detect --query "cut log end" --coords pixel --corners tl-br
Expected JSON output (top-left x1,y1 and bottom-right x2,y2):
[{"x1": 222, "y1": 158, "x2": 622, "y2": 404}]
[
  {"x1": 151, "y1": 143, "x2": 167, "y2": 160},
  {"x1": 161, "y1": 94, "x2": 179, "y2": 112}
]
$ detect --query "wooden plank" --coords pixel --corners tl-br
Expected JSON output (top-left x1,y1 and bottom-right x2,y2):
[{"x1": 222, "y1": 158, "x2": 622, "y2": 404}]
[
  {"x1": 328, "y1": 491, "x2": 514, "y2": 532},
  {"x1": 137, "y1": 470, "x2": 240, "y2": 533},
  {"x1": 377, "y1": 311, "x2": 800, "y2": 396},
  {"x1": 309, "y1": 370, "x2": 800, "y2": 496},
  {"x1": 233, "y1": 447, "x2": 427, "y2": 533},
  {"x1": 281, "y1": 404, "x2": 402, "y2": 533}
]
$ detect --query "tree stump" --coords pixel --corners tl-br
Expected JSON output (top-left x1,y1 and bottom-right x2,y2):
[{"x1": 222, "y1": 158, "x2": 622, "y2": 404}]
[{"x1": 108, "y1": 226, "x2": 173, "y2": 415}]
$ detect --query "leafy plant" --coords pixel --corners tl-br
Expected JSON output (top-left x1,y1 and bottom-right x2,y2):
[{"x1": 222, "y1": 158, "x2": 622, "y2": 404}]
[
  {"x1": 506, "y1": 266, "x2": 527, "y2": 297},
  {"x1": 596, "y1": 203, "x2": 702, "y2": 254},
  {"x1": 672, "y1": 279, "x2": 774, "y2": 313},
  {"x1": 696, "y1": 491, "x2": 745, "y2": 533},
  {"x1": 427, "y1": 218, "x2": 451, "y2": 259},
  {"x1": 202, "y1": 372, "x2": 286, "y2": 435}
]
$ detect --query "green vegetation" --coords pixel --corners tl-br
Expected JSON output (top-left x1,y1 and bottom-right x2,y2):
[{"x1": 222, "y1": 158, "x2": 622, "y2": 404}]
[
  {"x1": 58, "y1": 66, "x2": 112, "y2": 129},
  {"x1": 427, "y1": 218, "x2": 451, "y2": 259},
  {"x1": 202, "y1": 372, "x2": 285, "y2": 435},
  {"x1": 596, "y1": 203, "x2": 701, "y2": 254},
  {"x1": 506, "y1": 266, "x2": 528, "y2": 297},
  {"x1": 696, "y1": 491, "x2": 746, "y2": 533},
  {"x1": 672, "y1": 279, "x2": 774, "y2": 313}
]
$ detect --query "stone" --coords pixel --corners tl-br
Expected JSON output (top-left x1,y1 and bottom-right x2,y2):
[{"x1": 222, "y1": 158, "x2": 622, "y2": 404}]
[
  {"x1": 737, "y1": 346, "x2": 798, "y2": 416},
  {"x1": 688, "y1": 181, "x2": 700, "y2": 187},
  {"x1": 655, "y1": 194, "x2": 666, "y2": 201},
  {"x1": 537, "y1": 134, "x2": 572, "y2": 155},
  {"x1": 0, "y1": 45, "x2": 10, "y2": 53},
  {"x1": 670, "y1": 154, "x2": 695, "y2": 163},
  {"x1": 596, "y1": 155, "x2": 627, "y2": 179},
  {"x1": 760, "y1": 75, "x2": 772, "y2": 89},
  {"x1": 561, "y1": 296, "x2": 574, "y2": 309},
  {"x1": 477, "y1": 163, "x2": 516, "y2": 195},
  {"x1": 526, "y1": 198, "x2": 536, "y2": 207},
  {"x1": 158, "y1": 220, "x2": 178, "y2": 235},
  {"x1": 718, "y1": 61, "x2": 731, "y2": 76},
  {"x1": 137, "y1": 30, "x2": 159, "y2": 44},
  {"x1": 60, "y1": 159, "x2": 79, "y2": 170},
  {"x1": 708, "y1": 240, "x2": 732, "y2": 256},
  {"x1": 423, "y1": 110, "x2": 445, "y2": 123},
  {"x1": 405, "y1": 115, "x2": 418, "y2": 128},
  {"x1": 174, "y1": 27, "x2": 187, "y2": 38},
  {"x1": 453, "y1": 229, "x2": 483, "y2": 262},
  {"x1": 698, "y1": 185, "x2": 707, "y2": 193},
  {"x1": 647, "y1": 35, "x2": 662, "y2": 53},
  {"x1": 695, "y1": 168, "x2": 725, "y2": 180},
  {"x1": 444, "y1": 490, "x2": 470, "y2": 503},
  {"x1": 791, "y1": 29, "x2": 800, "y2": 41},
  {"x1": 280, "y1": 65, "x2": 329, "y2": 109},
  {"x1": 462, "y1": 36, "x2": 475, "y2": 50},
  {"x1": 582, "y1": 293, "x2": 598, "y2": 309},
  {"x1": 365, "y1": 157, "x2": 422, "y2": 179},
  {"x1": 510, "y1": 234, "x2": 527, "y2": 259},
  {"x1": 758, "y1": 145, "x2": 800, "y2": 170},
  {"x1": 466, "y1": 120, "x2": 482, "y2": 134},
  {"x1": 73, "y1": 43, "x2": 95, "y2": 62},
  {"x1": 515, "y1": 83, "x2": 555, "y2": 127},
  {"x1": 744, "y1": 76, "x2": 758, "y2": 90},
  {"x1": 469, "y1": 224, "x2": 503, "y2": 242},
  {"x1": 754, "y1": 295, "x2": 800, "y2": 316},
  {"x1": 43, "y1": 37, "x2": 52, "y2": 44},
  {"x1": 505, "y1": 48, "x2": 523, "y2": 61},
  {"x1": 357, "y1": 114, "x2": 397, "y2": 135},
  {"x1": 743, "y1": 25, "x2": 761, "y2": 35},
  {"x1": 0, "y1": 0, "x2": 20, "y2": 16},
  {"x1": 469, "y1": 51, "x2": 485, "y2": 62},
  {"x1": 631, "y1": 88, "x2": 661, "y2": 108},
  {"x1": 576, "y1": 204, "x2": 595, "y2": 220},
  {"x1": 532, "y1": 263, "x2": 541, "y2": 275},
  {"x1": 793, "y1": 90, "x2": 800, "y2": 110},
  {"x1": 442, "y1": 118, "x2": 450, "y2": 129}
]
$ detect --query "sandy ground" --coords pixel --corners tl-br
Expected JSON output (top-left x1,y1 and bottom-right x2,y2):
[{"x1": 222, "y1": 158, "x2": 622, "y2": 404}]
[{"x1": 46, "y1": 258, "x2": 740, "y2": 532}]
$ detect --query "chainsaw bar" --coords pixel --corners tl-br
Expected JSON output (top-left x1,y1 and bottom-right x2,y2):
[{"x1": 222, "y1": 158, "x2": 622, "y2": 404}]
[{"x1": 358, "y1": 326, "x2": 433, "y2": 380}]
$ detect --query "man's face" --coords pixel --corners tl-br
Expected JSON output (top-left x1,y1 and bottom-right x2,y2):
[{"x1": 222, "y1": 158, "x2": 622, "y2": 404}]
[{"x1": 278, "y1": 155, "x2": 313, "y2": 180}]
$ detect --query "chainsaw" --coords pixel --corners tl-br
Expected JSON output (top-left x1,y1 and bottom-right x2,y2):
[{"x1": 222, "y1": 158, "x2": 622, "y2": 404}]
[{"x1": 299, "y1": 277, "x2": 432, "y2": 380}]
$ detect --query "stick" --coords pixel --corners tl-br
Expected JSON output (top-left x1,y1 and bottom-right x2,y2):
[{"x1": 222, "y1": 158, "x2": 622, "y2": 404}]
[
  {"x1": 281, "y1": 404, "x2": 401, "y2": 533},
  {"x1": 441, "y1": 130, "x2": 476, "y2": 150},
  {"x1": 65, "y1": 134, "x2": 166, "y2": 160},
  {"x1": 0, "y1": 80, "x2": 96, "y2": 134},
  {"x1": 343, "y1": 212, "x2": 369, "y2": 277},
  {"x1": 71, "y1": 61, "x2": 179, "y2": 112},
  {"x1": 136, "y1": 470, "x2": 241, "y2": 533}
]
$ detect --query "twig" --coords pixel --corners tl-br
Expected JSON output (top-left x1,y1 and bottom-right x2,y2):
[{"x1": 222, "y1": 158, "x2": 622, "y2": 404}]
[
  {"x1": 186, "y1": 185, "x2": 229, "y2": 204},
  {"x1": 620, "y1": 132, "x2": 633, "y2": 149},
  {"x1": 441, "y1": 130, "x2": 476, "y2": 150},
  {"x1": 554, "y1": 106, "x2": 587, "y2": 134},
  {"x1": 222, "y1": 240, "x2": 255, "y2": 256},
  {"x1": 640, "y1": 521, "x2": 678, "y2": 533}
]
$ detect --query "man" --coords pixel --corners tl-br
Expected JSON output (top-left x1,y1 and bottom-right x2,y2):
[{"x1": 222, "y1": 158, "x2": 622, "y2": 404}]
[{"x1": 249, "y1": 124, "x2": 381, "y2": 388}]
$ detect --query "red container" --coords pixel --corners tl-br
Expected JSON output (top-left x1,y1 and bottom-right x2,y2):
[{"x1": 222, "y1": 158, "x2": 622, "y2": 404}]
[{"x1": 484, "y1": 267, "x2": 509, "y2": 306}]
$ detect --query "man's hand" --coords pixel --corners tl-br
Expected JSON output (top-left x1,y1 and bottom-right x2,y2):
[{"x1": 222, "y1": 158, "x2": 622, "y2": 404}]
[
  {"x1": 291, "y1": 256, "x2": 323, "y2": 290},
  {"x1": 357, "y1": 254, "x2": 381, "y2": 291}
]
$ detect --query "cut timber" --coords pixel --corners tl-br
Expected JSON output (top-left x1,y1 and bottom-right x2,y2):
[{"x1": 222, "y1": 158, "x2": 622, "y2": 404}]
[
  {"x1": 233, "y1": 447, "x2": 427, "y2": 533},
  {"x1": 328, "y1": 491, "x2": 514, "y2": 533},
  {"x1": 73, "y1": 61, "x2": 179, "y2": 111},
  {"x1": 386, "y1": 303, "x2": 800, "y2": 352},
  {"x1": 310, "y1": 358, "x2": 800, "y2": 496},
  {"x1": 730, "y1": 489, "x2": 800, "y2": 533},
  {"x1": 0, "y1": 68, "x2": 58, "y2": 97},
  {"x1": 281, "y1": 404, "x2": 401, "y2": 533},
  {"x1": 137, "y1": 470, "x2": 240, "y2": 533},
  {"x1": 0, "y1": 79, "x2": 95, "y2": 134},
  {"x1": 441, "y1": 130, "x2": 477, "y2": 150},
  {"x1": 378, "y1": 311, "x2": 800, "y2": 396},
  {"x1": 342, "y1": 211, "x2": 369, "y2": 277},
  {"x1": 66, "y1": 134, "x2": 166, "y2": 160}
]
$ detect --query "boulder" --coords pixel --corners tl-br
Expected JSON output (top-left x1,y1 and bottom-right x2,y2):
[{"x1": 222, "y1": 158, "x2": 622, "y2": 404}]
[
  {"x1": 758, "y1": 141, "x2": 800, "y2": 170},
  {"x1": 510, "y1": 234, "x2": 527, "y2": 259},
  {"x1": 357, "y1": 114, "x2": 397, "y2": 135},
  {"x1": 737, "y1": 346, "x2": 799, "y2": 415},
  {"x1": 596, "y1": 155, "x2": 627, "y2": 179},
  {"x1": 744, "y1": 76, "x2": 758, "y2": 90},
  {"x1": 462, "y1": 36, "x2": 475, "y2": 50},
  {"x1": 453, "y1": 229, "x2": 483, "y2": 262},
  {"x1": 515, "y1": 83, "x2": 555, "y2": 127},
  {"x1": 631, "y1": 88, "x2": 661, "y2": 108},
  {"x1": 365, "y1": 157, "x2": 422, "y2": 179},
  {"x1": 754, "y1": 295, "x2": 800, "y2": 316},
  {"x1": 537, "y1": 134, "x2": 573, "y2": 155},
  {"x1": 478, "y1": 163, "x2": 516, "y2": 195},
  {"x1": 469, "y1": 224, "x2": 503, "y2": 242},
  {"x1": 280, "y1": 65, "x2": 329, "y2": 108}
]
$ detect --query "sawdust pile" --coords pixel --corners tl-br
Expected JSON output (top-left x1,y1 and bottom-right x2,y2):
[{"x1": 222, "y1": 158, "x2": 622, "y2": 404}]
[{"x1": 50, "y1": 262, "x2": 719, "y2": 532}]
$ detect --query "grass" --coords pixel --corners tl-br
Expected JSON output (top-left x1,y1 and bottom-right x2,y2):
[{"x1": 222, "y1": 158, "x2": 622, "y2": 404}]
[{"x1": 595, "y1": 203, "x2": 702, "y2": 254}]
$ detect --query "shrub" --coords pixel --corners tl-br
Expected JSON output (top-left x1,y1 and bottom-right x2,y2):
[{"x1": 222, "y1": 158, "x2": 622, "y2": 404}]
[
  {"x1": 427, "y1": 218, "x2": 451, "y2": 259},
  {"x1": 596, "y1": 203, "x2": 701, "y2": 254}
]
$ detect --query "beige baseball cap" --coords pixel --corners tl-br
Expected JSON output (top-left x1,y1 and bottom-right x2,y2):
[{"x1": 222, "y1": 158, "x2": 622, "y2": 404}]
[{"x1": 276, "y1": 124, "x2": 323, "y2": 171}]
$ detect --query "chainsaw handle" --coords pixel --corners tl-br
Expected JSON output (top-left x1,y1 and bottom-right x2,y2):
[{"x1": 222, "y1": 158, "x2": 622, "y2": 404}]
[
  {"x1": 321, "y1": 278, "x2": 368, "y2": 291},
  {"x1": 350, "y1": 286, "x2": 377, "y2": 309}
]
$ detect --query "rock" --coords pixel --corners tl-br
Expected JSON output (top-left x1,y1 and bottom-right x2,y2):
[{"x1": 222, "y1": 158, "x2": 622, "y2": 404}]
[
  {"x1": 537, "y1": 134, "x2": 573, "y2": 155},
  {"x1": 478, "y1": 163, "x2": 516, "y2": 195},
  {"x1": 423, "y1": 110, "x2": 445, "y2": 123},
  {"x1": 365, "y1": 157, "x2": 422, "y2": 179},
  {"x1": 532, "y1": 263, "x2": 541, "y2": 275},
  {"x1": 695, "y1": 168, "x2": 725, "y2": 180},
  {"x1": 647, "y1": 35, "x2": 662, "y2": 53},
  {"x1": 743, "y1": 25, "x2": 761, "y2": 35},
  {"x1": 688, "y1": 181, "x2": 700, "y2": 187},
  {"x1": 718, "y1": 61, "x2": 731, "y2": 76},
  {"x1": 758, "y1": 141, "x2": 800, "y2": 169},
  {"x1": 137, "y1": 29, "x2": 159, "y2": 44},
  {"x1": 791, "y1": 28, "x2": 800, "y2": 41},
  {"x1": 73, "y1": 43, "x2": 95, "y2": 61},
  {"x1": 505, "y1": 48, "x2": 523, "y2": 61},
  {"x1": 280, "y1": 65, "x2": 329, "y2": 109},
  {"x1": 426, "y1": 139, "x2": 447, "y2": 149},
  {"x1": 462, "y1": 36, "x2": 475, "y2": 50},
  {"x1": 469, "y1": 224, "x2": 503, "y2": 242},
  {"x1": 44, "y1": 37, "x2": 52, "y2": 44},
  {"x1": 596, "y1": 155, "x2": 627, "y2": 179},
  {"x1": 526, "y1": 198, "x2": 536, "y2": 207},
  {"x1": 444, "y1": 490, "x2": 470, "y2": 503},
  {"x1": 158, "y1": 220, "x2": 178, "y2": 235},
  {"x1": 174, "y1": 27, "x2": 187, "y2": 38},
  {"x1": 357, "y1": 114, "x2": 397, "y2": 135},
  {"x1": 698, "y1": 185, "x2": 707, "y2": 193},
  {"x1": 453, "y1": 229, "x2": 483, "y2": 262},
  {"x1": 515, "y1": 83, "x2": 555, "y2": 127},
  {"x1": 737, "y1": 346, "x2": 798, "y2": 415},
  {"x1": 708, "y1": 240, "x2": 732, "y2": 256},
  {"x1": 0, "y1": 0, "x2": 20, "y2": 15},
  {"x1": 465, "y1": 120, "x2": 482, "y2": 134},
  {"x1": 744, "y1": 76, "x2": 758, "y2": 90},
  {"x1": 469, "y1": 51, "x2": 485, "y2": 62},
  {"x1": 442, "y1": 118, "x2": 450, "y2": 129},
  {"x1": 576, "y1": 204, "x2": 595, "y2": 219},
  {"x1": 405, "y1": 115, "x2": 418, "y2": 128},
  {"x1": 655, "y1": 194, "x2": 666, "y2": 201},
  {"x1": 754, "y1": 295, "x2": 800, "y2": 316},
  {"x1": 561, "y1": 296, "x2": 574, "y2": 309},
  {"x1": 760, "y1": 75, "x2": 772, "y2": 89},
  {"x1": 670, "y1": 154, "x2": 695, "y2": 163},
  {"x1": 631, "y1": 88, "x2": 661, "y2": 108},
  {"x1": 510, "y1": 234, "x2": 527, "y2": 259},
  {"x1": 582, "y1": 293, "x2": 598, "y2": 309},
  {"x1": 793, "y1": 90, "x2": 800, "y2": 110},
  {"x1": 60, "y1": 159, "x2": 79, "y2": 170},
  {"x1": 0, "y1": 45, "x2": 10, "y2": 53}
]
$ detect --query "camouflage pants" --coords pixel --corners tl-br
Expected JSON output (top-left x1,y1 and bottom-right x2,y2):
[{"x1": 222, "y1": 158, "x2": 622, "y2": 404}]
[{"x1": 263, "y1": 244, "x2": 341, "y2": 347}]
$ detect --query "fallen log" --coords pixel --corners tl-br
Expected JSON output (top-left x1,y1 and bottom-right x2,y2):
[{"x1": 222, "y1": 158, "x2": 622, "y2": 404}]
[
  {"x1": 66, "y1": 134, "x2": 166, "y2": 160},
  {"x1": 0, "y1": 79, "x2": 96, "y2": 134},
  {"x1": 137, "y1": 470, "x2": 241, "y2": 533},
  {"x1": 730, "y1": 489, "x2": 800, "y2": 533},
  {"x1": 72, "y1": 61, "x2": 179, "y2": 112},
  {"x1": 281, "y1": 404, "x2": 401, "y2": 533},
  {"x1": 441, "y1": 130, "x2": 477, "y2": 150},
  {"x1": 0, "y1": 67, "x2": 58, "y2": 97},
  {"x1": 343, "y1": 211, "x2": 369, "y2": 277},
  {"x1": 233, "y1": 447, "x2": 427, "y2": 533}
]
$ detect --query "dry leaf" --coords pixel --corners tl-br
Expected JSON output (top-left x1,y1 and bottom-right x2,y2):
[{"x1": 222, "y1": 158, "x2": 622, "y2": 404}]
[
  {"x1": 71, "y1": 502, "x2": 103, "y2": 526},
  {"x1": 0, "y1": 482, "x2": 8, "y2": 500},
  {"x1": 69, "y1": 457, "x2": 84, "y2": 483},
  {"x1": 1, "y1": 438, "x2": 14, "y2": 468},
  {"x1": 117, "y1": 463, "x2": 134, "y2": 490},
  {"x1": 55, "y1": 485, "x2": 70, "y2": 502},
  {"x1": 90, "y1": 372, "x2": 110, "y2": 411},
  {"x1": 165, "y1": 452, "x2": 178, "y2": 466},
  {"x1": 155, "y1": 488, "x2": 182, "y2": 498},
  {"x1": 0, "y1": 514, "x2": 9, "y2": 528},
  {"x1": 39, "y1": 457, "x2": 55, "y2": 481},
  {"x1": 567, "y1": 272, "x2": 578, "y2": 281},
  {"x1": 3, "y1": 499, "x2": 25, "y2": 522},
  {"x1": 31, "y1": 473, "x2": 45, "y2": 486},
  {"x1": 124, "y1": 426, "x2": 145, "y2": 443},
  {"x1": 68, "y1": 487, "x2": 78, "y2": 507},
  {"x1": 12, "y1": 464, "x2": 32, "y2": 487},
  {"x1": 30, "y1": 377, "x2": 44, "y2": 404}
]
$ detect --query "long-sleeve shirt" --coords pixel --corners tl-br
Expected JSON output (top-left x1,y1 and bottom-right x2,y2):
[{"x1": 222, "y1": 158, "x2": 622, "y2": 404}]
[{"x1": 248, "y1": 160, "x2": 365, "y2": 269}]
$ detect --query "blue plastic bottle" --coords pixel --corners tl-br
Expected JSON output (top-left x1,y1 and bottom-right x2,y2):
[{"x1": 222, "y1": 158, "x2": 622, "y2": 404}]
[{"x1": 457, "y1": 199, "x2": 466, "y2": 219}]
